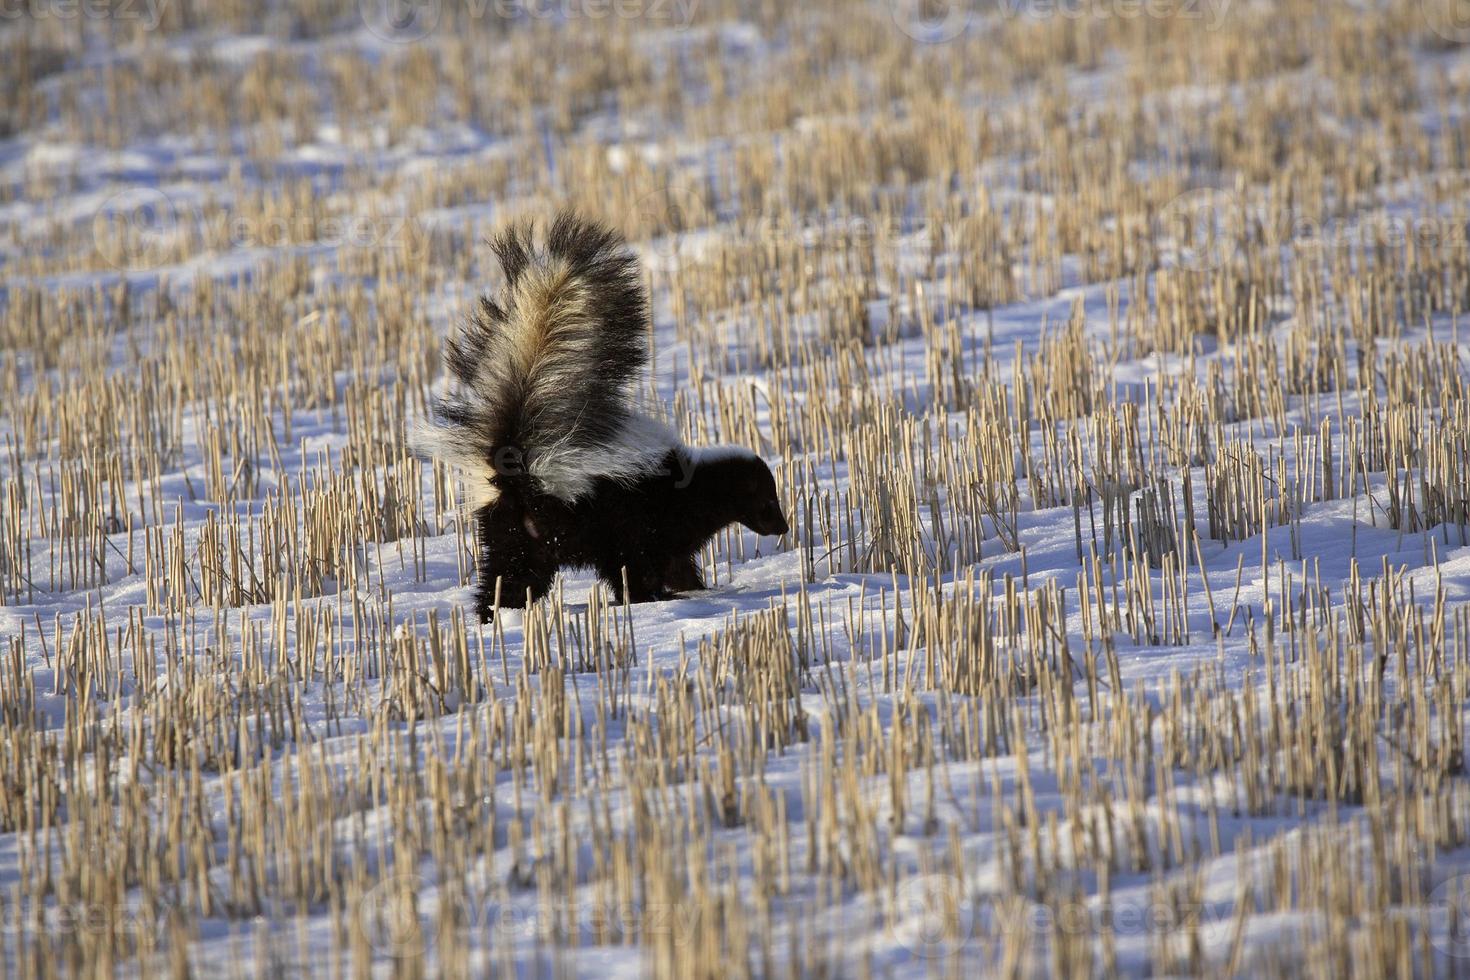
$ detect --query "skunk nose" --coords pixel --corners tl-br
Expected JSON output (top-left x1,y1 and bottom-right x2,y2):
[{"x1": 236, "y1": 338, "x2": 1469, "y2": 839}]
[{"x1": 746, "y1": 501, "x2": 788, "y2": 537}]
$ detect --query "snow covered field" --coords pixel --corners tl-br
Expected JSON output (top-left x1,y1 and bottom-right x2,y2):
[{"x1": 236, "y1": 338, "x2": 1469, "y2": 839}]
[{"x1": 6, "y1": 0, "x2": 1470, "y2": 976}]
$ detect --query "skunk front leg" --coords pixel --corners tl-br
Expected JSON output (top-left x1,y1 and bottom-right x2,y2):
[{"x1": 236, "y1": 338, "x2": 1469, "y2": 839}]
[
  {"x1": 474, "y1": 503, "x2": 555, "y2": 622},
  {"x1": 663, "y1": 552, "x2": 704, "y2": 593},
  {"x1": 474, "y1": 562, "x2": 554, "y2": 622}
]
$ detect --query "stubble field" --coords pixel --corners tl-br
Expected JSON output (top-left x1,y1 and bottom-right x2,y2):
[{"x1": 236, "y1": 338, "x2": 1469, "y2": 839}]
[{"x1": 6, "y1": 0, "x2": 1470, "y2": 976}]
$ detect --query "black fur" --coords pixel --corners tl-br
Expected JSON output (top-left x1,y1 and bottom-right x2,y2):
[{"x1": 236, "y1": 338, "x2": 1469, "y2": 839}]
[
  {"x1": 416, "y1": 211, "x2": 789, "y2": 621},
  {"x1": 473, "y1": 448, "x2": 788, "y2": 621}
]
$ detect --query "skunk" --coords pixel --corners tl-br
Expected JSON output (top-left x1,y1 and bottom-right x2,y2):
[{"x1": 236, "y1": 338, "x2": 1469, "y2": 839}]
[{"x1": 415, "y1": 211, "x2": 788, "y2": 622}]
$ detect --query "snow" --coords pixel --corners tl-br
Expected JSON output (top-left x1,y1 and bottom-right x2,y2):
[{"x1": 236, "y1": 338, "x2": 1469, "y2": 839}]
[{"x1": 4, "y1": 4, "x2": 1470, "y2": 977}]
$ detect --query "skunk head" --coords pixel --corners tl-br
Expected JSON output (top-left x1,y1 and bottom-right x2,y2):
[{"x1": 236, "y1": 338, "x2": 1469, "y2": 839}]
[
  {"x1": 693, "y1": 446, "x2": 789, "y2": 537},
  {"x1": 741, "y1": 460, "x2": 789, "y2": 536}
]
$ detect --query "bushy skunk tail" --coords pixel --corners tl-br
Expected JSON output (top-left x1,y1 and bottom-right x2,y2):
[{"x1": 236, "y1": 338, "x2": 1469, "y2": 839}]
[{"x1": 414, "y1": 211, "x2": 676, "y2": 506}]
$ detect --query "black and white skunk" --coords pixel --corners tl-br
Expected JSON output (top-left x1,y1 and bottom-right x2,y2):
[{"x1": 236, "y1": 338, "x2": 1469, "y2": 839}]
[{"x1": 415, "y1": 212, "x2": 788, "y2": 622}]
